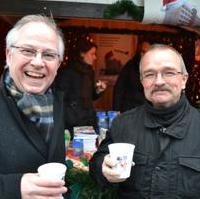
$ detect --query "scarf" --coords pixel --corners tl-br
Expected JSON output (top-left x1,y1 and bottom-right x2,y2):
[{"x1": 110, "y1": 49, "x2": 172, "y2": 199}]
[
  {"x1": 145, "y1": 94, "x2": 189, "y2": 128},
  {"x1": 144, "y1": 94, "x2": 190, "y2": 153},
  {"x1": 4, "y1": 71, "x2": 54, "y2": 143}
]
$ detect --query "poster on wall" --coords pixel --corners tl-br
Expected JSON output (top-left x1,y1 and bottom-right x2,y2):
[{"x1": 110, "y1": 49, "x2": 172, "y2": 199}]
[
  {"x1": 143, "y1": 0, "x2": 200, "y2": 27},
  {"x1": 91, "y1": 33, "x2": 137, "y2": 85}
]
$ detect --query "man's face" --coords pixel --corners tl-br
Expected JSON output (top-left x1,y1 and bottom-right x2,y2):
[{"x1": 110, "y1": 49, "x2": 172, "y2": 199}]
[
  {"x1": 81, "y1": 47, "x2": 97, "y2": 66},
  {"x1": 140, "y1": 48, "x2": 188, "y2": 108},
  {"x1": 6, "y1": 22, "x2": 61, "y2": 94}
]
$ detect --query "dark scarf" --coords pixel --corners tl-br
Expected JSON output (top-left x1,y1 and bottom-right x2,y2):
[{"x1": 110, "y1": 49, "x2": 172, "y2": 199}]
[
  {"x1": 145, "y1": 94, "x2": 190, "y2": 128},
  {"x1": 4, "y1": 70, "x2": 54, "y2": 143},
  {"x1": 144, "y1": 94, "x2": 190, "y2": 152}
]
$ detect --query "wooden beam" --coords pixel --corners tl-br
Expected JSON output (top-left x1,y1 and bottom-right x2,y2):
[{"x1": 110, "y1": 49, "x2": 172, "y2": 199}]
[
  {"x1": 58, "y1": 17, "x2": 185, "y2": 34},
  {"x1": 0, "y1": 1, "x2": 108, "y2": 19}
]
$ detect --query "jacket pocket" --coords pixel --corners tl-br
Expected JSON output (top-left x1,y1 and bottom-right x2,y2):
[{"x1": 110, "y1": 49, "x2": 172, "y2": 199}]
[
  {"x1": 133, "y1": 152, "x2": 148, "y2": 165},
  {"x1": 177, "y1": 156, "x2": 200, "y2": 197},
  {"x1": 122, "y1": 152, "x2": 148, "y2": 190}
]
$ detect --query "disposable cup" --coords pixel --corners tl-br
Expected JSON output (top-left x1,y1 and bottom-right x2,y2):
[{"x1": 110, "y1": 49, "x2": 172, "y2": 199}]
[
  {"x1": 108, "y1": 143, "x2": 135, "y2": 179},
  {"x1": 38, "y1": 162, "x2": 67, "y2": 180}
]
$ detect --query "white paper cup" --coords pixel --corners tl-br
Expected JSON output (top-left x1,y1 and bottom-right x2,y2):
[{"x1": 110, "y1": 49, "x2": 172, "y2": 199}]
[
  {"x1": 108, "y1": 143, "x2": 135, "y2": 179},
  {"x1": 38, "y1": 162, "x2": 67, "y2": 180}
]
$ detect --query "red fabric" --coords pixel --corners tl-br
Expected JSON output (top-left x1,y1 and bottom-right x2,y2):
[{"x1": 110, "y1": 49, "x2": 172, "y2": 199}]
[{"x1": 163, "y1": 0, "x2": 177, "y2": 6}]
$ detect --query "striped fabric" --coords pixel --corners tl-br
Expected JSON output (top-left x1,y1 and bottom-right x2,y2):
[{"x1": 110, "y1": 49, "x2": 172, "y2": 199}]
[{"x1": 4, "y1": 70, "x2": 54, "y2": 143}]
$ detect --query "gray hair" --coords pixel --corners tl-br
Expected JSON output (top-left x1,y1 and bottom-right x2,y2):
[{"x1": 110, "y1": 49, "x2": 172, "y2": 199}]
[
  {"x1": 139, "y1": 44, "x2": 188, "y2": 77},
  {"x1": 6, "y1": 14, "x2": 65, "y2": 61}
]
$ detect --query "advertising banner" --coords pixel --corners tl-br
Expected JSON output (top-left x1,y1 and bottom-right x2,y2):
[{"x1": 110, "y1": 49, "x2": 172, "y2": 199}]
[{"x1": 143, "y1": 0, "x2": 200, "y2": 27}]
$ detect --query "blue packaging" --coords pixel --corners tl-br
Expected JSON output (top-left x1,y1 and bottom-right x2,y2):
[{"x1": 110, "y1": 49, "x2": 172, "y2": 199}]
[
  {"x1": 72, "y1": 138, "x2": 83, "y2": 157},
  {"x1": 96, "y1": 111, "x2": 108, "y2": 132}
]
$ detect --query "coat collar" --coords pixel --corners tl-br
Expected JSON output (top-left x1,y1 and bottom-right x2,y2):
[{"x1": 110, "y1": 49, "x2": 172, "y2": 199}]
[
  {"x1": 144, "y1": 94, "x2": 190, "y2": 139},
  {"x1": 1, "y1": 69, "x2": 64, "y2": 160}
]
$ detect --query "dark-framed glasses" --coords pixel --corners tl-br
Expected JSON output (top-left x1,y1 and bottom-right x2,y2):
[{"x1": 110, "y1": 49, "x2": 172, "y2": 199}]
[
  {"x1": 141, "y1": 70, "x2": 183, "y2": 82},
  {"x1": 11, "y1": 45, "x2": 60, "y2": 62}
]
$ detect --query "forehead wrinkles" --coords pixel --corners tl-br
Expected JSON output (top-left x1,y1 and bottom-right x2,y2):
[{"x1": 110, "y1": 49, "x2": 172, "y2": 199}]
[
  {"x1": 141, "y1": 49, "x2": 181, "y2": 70},
  {"x1": 17, "y1": 22, "x2": 58, "y2": 48}
]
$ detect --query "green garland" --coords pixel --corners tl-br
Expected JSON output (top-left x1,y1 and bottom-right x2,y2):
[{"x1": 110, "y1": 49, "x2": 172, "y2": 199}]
[
  {"x1": 103, "y1": 0, "x2": 144, "y2": 21},
  {"x1": 65, "y1": 160, "x2": 118, "y2": 199}
]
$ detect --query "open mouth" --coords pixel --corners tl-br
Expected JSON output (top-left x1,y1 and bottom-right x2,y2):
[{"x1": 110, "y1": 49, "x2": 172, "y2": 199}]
[{"x1": 25, "y1": 71, "x2": 45, "y2": 79}]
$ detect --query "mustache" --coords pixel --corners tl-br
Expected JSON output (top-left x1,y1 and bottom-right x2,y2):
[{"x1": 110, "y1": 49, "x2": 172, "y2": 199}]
[{"x1": 151, "y1": 87, "x2": 171, "y2": 94}]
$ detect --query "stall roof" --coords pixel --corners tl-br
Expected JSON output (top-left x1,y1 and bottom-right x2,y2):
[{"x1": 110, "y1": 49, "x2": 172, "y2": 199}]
[
  {"x1": 0, "y1": 0, "x2": 199, "y2": 36},
  {"x1": 0, "y1": 0, "x2": 109, "y2": 19}
]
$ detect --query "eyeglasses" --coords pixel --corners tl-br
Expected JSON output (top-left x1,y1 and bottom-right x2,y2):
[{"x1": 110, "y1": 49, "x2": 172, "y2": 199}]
[
  {"x1": 11, "y1": 45, "x2": 60, "y2": 62},
  {"x1": 141, "y1": 70, "x2": 183, "y2": 82}
]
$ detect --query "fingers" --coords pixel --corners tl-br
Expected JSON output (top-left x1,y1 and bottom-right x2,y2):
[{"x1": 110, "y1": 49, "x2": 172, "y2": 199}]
[
  {"x1": 26, "y1": 194, "x2": 64, "y2": 199},
  {"x1": 21, "y1": 173, "x2": 67, "y2": 199},
  {"x1": 34, "y1": 185, "x2": 67, "y2": 196},
  {"x1": 35, "y1": 177, "x2": 65, "y2": 187},
  {"x1": 102, "y1": 155, "x2": 126, "y2": 183}
]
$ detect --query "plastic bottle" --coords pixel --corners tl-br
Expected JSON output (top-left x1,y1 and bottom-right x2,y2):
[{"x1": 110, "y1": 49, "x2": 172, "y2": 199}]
[
  {"x1": 72, "y1": 138, "x2": 84, "y2": 157},
  {"x1": 107, "y1": 111, "x2": 119, "y2": 129},
  {"x1": 96, "y1": 111, "x2": 108, "y2": 132},
  {"x1": 64, "y1": 129, "x2": 71, "y2": 151}
]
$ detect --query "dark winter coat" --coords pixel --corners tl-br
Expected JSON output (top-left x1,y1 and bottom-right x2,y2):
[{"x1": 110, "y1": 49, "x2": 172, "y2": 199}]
[
  {"x1": 0, "y1": 74, "x2": 65, "y2": 199},
  {"x1": 113, "y1": 53, "x2": 145, "y2": 113},
  {"x1": 55, "y1": 60, "x2": 100, "y2": 133},
  {"x1": 90, "y1": 95, "x2": 200, "y2": 199}
]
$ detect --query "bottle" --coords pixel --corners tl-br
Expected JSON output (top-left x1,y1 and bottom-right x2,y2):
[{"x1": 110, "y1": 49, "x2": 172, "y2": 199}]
[
  {"x1": 96, "y1": 111, "x2": 108, "y2": 133},
  {"x1": 72, "y1": 138, "x2": 83, "y2": 157},
  {"x1": 64, "y1": 129, "x2": 71, "y2": 151},
  {"x1": 107, "y1": 111, "x2": 119, "y2": 129}
]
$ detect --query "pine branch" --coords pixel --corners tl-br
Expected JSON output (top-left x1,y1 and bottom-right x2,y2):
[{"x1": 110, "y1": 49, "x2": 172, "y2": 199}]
[{"x1": 103, "y1": 0, "x2": 144, "y2": 21}]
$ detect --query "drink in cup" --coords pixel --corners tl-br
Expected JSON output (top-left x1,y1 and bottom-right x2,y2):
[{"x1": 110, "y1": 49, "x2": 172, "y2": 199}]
[
  {"x1": 108, "y1": 143, "x2": 135, "y2": 179},
  {"x1": 38, "y1": 162, "x2": 67, "y2": 180}
]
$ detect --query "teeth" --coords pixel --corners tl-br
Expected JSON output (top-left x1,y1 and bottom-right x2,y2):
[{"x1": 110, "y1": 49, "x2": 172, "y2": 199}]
[{"x1": 25, "y1": 71, "x2": 44, "y2": 78}]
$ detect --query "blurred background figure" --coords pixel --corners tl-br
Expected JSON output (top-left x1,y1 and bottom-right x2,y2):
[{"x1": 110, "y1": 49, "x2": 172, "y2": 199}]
[
  {"x1": 104, "y1": 50, "x2": 122, "y2": 75},
  {"x1": 56, "y1": 38, "x2": 107, "y2": 136},
  {"x1": 113, "y1": 41, "x2": 150, "y2": 113}
]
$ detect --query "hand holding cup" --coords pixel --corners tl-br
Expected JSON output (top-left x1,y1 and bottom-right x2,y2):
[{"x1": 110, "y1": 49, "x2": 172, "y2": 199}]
[
  {"x1": 108, "y1": 143, "x2": 135, "y2": 179},
  {"x1": 21, "y1": 163, "x2": 67, "y2": 198},
  {"x1": 38, "y1": 162, "x2": 67, "y2": 180}
]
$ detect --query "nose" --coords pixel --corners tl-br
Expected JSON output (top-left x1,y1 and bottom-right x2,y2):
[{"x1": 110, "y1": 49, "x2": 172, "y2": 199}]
[
  {"x1": 154, "y1": 73, "x2": 165, "y2": 85},
  {"x1": 30, "y1": 53, "x2": 45, "y2": 67}
]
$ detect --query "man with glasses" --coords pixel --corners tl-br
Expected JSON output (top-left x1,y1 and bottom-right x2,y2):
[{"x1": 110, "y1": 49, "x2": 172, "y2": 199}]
[
  {"x1": 0, "y1": 15, "x2": 67, "y2": 198},
  {"x1": 90, "y1": 44, "x2": 200, "y2": 198}
]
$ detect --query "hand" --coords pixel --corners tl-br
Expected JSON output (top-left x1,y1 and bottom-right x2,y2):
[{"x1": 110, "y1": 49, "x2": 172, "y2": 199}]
[
  {"x1": 21, "y1": 173, "x2": 67, "y2": 199},
  {"x1": 96, "y1": 80, "x2": 107, "y2": 93},
  {"x1": 102, "y1": 154, "x2": 126, "y2": 183}
]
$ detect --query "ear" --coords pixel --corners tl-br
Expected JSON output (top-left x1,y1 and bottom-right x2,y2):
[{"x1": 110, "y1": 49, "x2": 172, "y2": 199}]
[
  {"x1": 6, "y1": 48, "x2": 12, "y2": 66},
  {"x1": 181, "y1": 74, "x2": 188, "y2": 90}
]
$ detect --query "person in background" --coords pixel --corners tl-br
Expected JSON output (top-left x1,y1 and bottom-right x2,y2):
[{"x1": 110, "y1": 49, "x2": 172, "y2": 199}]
[
  {"x1": 89, "y1": 44, "x2": 200, "y2": 198},
  {"x1": 55, "y1": 38, "x2": 107, "y2": 136},
  {"x1": 0, "y1": 15, "x2": 67, "y2": 198},
  {"x1": 113, "y1": 41, "x2": 150, "y2": 113}
]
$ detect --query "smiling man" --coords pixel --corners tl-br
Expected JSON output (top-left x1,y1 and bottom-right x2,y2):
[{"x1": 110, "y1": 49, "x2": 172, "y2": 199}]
[
  {"x1": 90, "y1": 44, "x2": 200, "y2": 199},
  {"x1": 0, "y1": 15, "x2": 67, "y2": 199},
  {"x1": 139, "y1": 44, "x2": 188, "y2": 108}
]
